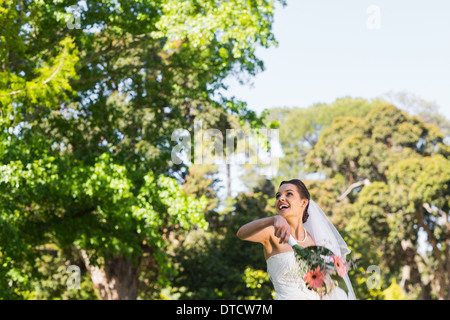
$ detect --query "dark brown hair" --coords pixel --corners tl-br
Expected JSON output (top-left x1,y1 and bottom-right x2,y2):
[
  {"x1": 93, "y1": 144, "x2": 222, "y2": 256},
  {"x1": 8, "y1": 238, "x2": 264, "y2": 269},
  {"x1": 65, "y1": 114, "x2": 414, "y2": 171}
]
[{"x1": 279, "y1": 179, "x2": 310, "y2": 223}]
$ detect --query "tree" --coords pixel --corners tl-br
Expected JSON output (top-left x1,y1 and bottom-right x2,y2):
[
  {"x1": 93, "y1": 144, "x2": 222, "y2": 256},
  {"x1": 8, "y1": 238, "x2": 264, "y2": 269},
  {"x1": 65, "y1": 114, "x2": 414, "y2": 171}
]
[
  {"x1": 0, "y1": 0, "x2": 284, "y2": 299},
  {"x1": 381, "y1": 91, "x2": 450, "y2": 139},
  {"x1": 265, "y1": 97, "x2": 386, "y2": 181}
]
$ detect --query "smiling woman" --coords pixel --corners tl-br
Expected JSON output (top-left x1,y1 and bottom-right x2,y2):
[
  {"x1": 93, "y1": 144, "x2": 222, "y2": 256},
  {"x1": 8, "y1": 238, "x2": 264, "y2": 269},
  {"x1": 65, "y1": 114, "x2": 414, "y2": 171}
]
[
  {"x1": 237, "y1": 179, "x2": 356, "y2": 300},
  {"x1": 236, "y1": 179, "x2": 313, "y2": 259}
]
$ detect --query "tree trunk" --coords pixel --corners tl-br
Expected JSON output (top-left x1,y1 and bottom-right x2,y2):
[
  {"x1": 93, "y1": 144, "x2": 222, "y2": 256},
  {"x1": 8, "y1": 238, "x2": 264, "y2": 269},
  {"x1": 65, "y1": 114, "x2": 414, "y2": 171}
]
[
  {"x1": 80, "y1": 249, "x2": 139, "y2": 300},
  {"x1": 399, "y1": 239, "x2": 422, "y2": 296}
]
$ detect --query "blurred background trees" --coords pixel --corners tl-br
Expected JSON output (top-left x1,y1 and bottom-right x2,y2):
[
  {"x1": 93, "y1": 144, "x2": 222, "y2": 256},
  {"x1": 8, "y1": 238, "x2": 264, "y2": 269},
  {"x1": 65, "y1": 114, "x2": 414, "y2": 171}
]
[{"x1": 1, "y1": 0, "x2": 450, "y2": 300}]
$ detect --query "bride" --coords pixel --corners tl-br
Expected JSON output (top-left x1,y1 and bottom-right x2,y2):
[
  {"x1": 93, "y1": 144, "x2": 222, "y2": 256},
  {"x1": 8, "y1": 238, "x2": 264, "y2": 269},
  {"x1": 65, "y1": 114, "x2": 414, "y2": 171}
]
[{"x1": 237, "y1": 179, "x2": 356, "y2": 300}]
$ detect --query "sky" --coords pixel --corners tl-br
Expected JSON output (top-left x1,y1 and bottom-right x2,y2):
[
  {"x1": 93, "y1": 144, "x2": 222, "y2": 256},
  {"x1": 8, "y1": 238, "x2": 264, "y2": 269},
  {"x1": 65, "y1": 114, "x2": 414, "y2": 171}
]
[{"x1": 223, "y1": 0, "x2": 450, "y2": 120}]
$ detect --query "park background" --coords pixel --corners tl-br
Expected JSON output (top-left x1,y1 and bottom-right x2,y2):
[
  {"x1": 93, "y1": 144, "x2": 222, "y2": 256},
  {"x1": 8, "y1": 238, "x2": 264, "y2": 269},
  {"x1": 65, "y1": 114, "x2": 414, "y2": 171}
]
[{"x1": 1, "y1": 0, "x2": 449, "y2": 300}]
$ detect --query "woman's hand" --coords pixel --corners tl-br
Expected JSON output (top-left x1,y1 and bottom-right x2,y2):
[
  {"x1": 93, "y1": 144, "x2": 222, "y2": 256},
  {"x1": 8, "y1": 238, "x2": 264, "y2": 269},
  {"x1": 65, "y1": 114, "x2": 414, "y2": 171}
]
[{"x1": 273, "y1": 215, "x2": 291, "y2": 244}]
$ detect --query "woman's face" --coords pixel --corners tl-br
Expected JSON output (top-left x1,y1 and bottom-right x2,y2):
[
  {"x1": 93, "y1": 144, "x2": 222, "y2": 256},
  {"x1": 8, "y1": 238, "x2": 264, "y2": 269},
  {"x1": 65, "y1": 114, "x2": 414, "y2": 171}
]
[{"x1": 275, "y1": 183, "x2": 308, "y2": 219}]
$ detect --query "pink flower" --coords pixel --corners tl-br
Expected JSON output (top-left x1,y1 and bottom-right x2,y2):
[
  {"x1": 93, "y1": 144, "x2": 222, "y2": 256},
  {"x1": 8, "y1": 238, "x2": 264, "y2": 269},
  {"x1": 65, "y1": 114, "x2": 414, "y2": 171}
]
[
  {"x1": 303, "y1": 266, "x2": 325, "y2": 290},
  {"x1": 332, "y1": 255, "x2": 348, "y2": 277}
]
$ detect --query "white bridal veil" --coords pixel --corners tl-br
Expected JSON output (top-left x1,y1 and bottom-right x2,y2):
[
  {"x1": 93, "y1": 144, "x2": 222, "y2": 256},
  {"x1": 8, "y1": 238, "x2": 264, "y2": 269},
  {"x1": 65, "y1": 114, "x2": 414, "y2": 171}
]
[{"x1": 304, "y1": 199, "x2": 356, "y2": 300}]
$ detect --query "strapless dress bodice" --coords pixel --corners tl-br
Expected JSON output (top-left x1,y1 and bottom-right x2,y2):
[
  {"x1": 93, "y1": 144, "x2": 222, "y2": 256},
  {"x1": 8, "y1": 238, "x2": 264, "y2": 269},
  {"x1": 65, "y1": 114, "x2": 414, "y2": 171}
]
[{"x1": 266, "y1": 251, "x2": 320, "y2": 300}]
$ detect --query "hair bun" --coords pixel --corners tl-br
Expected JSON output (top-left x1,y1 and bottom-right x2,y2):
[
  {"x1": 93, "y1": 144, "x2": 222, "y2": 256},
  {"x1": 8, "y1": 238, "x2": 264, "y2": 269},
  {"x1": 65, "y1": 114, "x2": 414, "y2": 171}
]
[{"x1": 302, "y1": 203, "x2": 309, "y2": 223}]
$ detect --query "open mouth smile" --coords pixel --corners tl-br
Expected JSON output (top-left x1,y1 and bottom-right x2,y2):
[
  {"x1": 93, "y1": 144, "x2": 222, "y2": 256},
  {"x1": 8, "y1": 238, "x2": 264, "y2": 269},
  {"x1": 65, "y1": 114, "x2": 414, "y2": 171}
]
[{"x1": 278, "y1": 203, "x2": 290, "y2": 212}]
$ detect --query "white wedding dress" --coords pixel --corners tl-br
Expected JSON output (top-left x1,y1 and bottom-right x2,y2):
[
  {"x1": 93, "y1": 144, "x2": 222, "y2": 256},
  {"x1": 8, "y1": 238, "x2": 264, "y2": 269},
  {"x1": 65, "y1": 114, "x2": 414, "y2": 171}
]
[{"x1": 266, "y1": 251, "x2": 349, "y2": 300}]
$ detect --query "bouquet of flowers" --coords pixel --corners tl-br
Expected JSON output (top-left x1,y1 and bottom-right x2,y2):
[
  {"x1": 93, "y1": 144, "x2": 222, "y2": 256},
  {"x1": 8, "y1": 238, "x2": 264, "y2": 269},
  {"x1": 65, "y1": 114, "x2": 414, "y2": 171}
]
[{"x1": 288, "y1": 235, "x2": 349, "y2": 298}]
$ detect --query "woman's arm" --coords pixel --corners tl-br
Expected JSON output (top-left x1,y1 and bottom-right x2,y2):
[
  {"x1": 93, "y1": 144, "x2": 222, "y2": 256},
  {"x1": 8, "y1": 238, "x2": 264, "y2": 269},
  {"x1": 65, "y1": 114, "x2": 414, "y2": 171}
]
[{"x1": 236, "y1": 215, "x2": 291, "y2": 245}]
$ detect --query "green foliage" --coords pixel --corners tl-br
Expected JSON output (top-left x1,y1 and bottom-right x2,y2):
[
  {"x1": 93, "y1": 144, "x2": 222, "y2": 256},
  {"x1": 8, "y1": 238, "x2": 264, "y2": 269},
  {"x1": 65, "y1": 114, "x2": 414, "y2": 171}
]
[
  {"x1": 23, "y1": 248, "x2": 98, "y2": 300},
  {"x1": 0, "y1": 150, "x2": 208, "y2": 298},
  {"x1": 265, "y1": 97, "x2": 385, "y2": 179},
  {"x1": 382, "y1": 279, "x2": 407, "y2": 300},
  {"x1": 307, "y1": 103, "x2": 449, "y2": 182},
  {"x1": 172, "y1": 192, "x2": 274, "y2": 299},
  {"x1": 242, "y1": 267, "x2": 273, "y2": 300},
  {"x1": 1, "y1": 0, "x2": 282, "y2": 299}
]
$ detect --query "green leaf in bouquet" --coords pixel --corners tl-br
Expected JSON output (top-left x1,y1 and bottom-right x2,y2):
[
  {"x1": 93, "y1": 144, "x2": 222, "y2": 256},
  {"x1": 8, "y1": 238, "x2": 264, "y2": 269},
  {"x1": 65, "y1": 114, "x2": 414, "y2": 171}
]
[
  {"x1": 291, "y1": 244, "x2": 310, "y2": 260},
  {"x1": 330, "y1": 273, "x2": 349, "y2": 295},
  {"x1": 292, "y1": 244, "x2": 336, "y2": 270},
  {"x1": 305, "y1": 246, "x2": 334, "y2": 257}
]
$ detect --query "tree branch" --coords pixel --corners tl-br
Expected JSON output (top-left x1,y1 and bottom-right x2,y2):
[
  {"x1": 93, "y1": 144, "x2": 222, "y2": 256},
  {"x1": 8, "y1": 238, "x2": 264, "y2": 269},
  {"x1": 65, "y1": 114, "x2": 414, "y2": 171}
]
[
  {"x1": 4, "y1": 51, "x2": 66, "y2": 97},
  {"x1": 337, "y1": 178, "x2": 371, "y2": 201}
]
